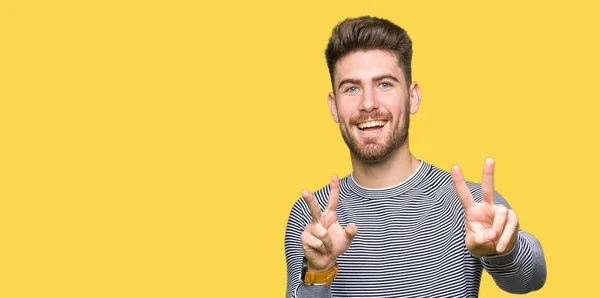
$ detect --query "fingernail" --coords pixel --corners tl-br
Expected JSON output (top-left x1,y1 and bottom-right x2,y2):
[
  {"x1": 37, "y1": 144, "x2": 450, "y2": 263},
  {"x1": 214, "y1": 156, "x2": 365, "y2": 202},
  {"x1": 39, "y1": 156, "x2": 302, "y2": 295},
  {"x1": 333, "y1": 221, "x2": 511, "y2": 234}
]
[{"x1": 497, "y1": 244, "x2": 504, "y2": 252}]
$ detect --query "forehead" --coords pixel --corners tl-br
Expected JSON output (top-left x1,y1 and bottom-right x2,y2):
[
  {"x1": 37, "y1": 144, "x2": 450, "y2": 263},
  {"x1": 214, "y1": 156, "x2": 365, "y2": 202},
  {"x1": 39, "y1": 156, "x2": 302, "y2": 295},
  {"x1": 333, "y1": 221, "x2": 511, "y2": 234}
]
[{"x1": 334, "y1": 49, "x2": 405, "y2": 84}]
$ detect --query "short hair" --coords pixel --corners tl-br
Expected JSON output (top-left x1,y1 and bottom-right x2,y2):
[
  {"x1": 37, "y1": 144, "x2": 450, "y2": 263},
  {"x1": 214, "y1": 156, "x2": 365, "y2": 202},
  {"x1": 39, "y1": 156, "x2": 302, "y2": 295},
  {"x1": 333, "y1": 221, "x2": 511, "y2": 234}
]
[{"x1": 325, "y1": 16, "x2": 413, "y2": 91}]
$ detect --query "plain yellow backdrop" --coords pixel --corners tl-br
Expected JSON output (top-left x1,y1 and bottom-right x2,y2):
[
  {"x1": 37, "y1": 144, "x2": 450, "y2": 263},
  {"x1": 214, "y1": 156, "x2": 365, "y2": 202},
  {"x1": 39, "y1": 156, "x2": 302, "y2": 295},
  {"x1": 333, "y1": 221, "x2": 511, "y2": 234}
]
[{"x1": 1, "y1": 0, "x2": 599, "y2": 297}]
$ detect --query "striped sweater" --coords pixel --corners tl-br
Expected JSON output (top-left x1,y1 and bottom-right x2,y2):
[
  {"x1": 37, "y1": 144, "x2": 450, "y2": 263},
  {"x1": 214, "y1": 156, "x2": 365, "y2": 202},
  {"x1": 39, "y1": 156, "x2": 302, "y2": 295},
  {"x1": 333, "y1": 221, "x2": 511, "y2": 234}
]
[{"x1": 285, "y1": 160, "x2": 546, "y2": 297}]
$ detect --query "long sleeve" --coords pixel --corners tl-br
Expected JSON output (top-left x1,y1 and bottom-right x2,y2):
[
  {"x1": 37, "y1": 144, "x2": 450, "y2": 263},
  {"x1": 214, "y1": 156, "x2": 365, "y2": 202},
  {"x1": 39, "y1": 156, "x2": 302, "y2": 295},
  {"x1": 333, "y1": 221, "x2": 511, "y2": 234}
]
[
  {"x1": 478, "y1": 189, "x2": 547, "y2": 294},
  {"x1": 284, "y1": 167, "x2": 548, "y2": 296},
  {"x1": 285, "y1": 199, "x2": 332, "y2": 298},
  {"x1": 481, "y1": 230, "x2": 547, "y2": 293}
]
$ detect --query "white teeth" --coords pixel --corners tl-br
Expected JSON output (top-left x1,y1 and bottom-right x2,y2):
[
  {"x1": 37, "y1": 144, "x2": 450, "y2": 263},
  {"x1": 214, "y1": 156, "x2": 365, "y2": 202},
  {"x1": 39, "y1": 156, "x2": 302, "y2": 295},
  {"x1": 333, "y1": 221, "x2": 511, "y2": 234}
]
[{"x1": 357, "y1": 120, "x2": 386, "y2": 129}]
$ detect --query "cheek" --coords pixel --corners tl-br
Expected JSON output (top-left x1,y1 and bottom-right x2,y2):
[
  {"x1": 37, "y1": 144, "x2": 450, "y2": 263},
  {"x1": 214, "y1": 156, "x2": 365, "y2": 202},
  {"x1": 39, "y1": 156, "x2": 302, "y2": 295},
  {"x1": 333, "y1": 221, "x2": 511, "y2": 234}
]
[
  {"x1": 389, "y1": 105, "x2": 409, "y2": 126},
  {"x1": 337, "y1": 104, "x2": 357, "y2": 123}
]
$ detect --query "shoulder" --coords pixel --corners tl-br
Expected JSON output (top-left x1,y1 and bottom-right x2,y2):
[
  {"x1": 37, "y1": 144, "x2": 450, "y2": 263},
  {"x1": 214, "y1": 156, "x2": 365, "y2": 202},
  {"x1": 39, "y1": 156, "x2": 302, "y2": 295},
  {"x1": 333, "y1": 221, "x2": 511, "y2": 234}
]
[{"x1": 421, "y1": 164, "x2": 455, "y2": 197}]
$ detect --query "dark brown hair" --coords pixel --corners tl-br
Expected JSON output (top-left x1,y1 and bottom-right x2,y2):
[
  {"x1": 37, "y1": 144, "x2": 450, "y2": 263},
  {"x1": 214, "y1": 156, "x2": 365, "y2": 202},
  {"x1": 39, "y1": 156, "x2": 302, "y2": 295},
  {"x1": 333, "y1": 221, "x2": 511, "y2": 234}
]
[{"x1": 325, "y1": 16, "x2": 413, "y2": 91}]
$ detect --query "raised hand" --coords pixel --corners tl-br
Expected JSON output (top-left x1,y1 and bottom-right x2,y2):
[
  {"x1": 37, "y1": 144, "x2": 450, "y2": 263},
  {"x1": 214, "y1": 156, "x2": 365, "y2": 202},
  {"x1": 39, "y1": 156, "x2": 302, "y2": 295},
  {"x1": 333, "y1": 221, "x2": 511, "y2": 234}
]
[
  {"x1": 301, "y1": 174, "x2": 358, "y2": 272},
  {"x1": 451, "y1": 158, "x2": 519, "y2": 257}
]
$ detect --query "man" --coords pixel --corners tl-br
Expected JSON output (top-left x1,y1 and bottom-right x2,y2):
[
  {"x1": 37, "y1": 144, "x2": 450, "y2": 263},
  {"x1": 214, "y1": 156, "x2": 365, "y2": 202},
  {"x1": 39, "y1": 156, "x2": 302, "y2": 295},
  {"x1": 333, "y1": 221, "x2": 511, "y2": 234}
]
[{"x1": 284, "y1": 16, "x2": 547, "y2": 297}]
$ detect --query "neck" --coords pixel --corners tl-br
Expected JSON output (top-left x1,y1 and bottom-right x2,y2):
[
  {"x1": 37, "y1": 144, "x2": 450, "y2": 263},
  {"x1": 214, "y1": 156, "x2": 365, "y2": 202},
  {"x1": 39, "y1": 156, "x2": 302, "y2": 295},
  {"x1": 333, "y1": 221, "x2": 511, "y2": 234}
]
[{"x1": 350, "y1": 141, "x2": 421, "y2": 189}]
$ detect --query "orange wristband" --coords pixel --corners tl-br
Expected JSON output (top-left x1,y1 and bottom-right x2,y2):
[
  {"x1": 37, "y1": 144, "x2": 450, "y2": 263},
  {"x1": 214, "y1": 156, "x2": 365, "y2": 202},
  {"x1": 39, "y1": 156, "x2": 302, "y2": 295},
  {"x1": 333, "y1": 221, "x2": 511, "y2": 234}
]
[{"x1": 301, "y1": 257, "x2": 338, "y2": 286}]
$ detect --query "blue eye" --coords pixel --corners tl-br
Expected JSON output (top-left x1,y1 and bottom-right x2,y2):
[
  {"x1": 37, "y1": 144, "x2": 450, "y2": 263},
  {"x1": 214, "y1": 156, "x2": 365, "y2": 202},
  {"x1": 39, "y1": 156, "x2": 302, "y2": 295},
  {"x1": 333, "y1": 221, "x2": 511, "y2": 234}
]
[
  {"x1": 345, "y1": 86, "x2": 359, "y2": 93},
  {"x1": 379, "y1": 82, "x2": 392, "y2": 88}
]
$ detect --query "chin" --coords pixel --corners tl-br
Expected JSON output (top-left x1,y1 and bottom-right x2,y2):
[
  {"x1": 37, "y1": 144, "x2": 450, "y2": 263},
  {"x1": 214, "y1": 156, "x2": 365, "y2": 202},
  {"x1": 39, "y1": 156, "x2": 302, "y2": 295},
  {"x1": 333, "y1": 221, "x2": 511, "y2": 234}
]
[
  {"x1": 354, "y1": 144, "x2": 394, "y2": 164},
  {"x1": 341, "y1": 125, "x2": 407, "y2": 164}
]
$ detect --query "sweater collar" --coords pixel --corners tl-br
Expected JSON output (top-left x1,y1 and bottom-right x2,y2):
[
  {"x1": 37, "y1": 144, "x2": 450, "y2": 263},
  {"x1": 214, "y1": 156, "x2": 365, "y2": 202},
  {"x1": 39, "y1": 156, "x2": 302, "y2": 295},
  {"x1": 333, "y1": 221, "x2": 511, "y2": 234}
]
[{"x1": 344, "y1": 159, "x2": 431, "y2": 199}]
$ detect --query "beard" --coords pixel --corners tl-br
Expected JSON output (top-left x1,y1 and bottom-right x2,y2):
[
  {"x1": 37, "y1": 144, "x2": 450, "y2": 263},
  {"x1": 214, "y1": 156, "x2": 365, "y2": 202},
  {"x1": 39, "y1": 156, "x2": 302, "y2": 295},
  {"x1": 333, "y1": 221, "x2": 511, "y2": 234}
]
[{"x1": 339, "y1": 102, "x2": 410, "y2": 164}]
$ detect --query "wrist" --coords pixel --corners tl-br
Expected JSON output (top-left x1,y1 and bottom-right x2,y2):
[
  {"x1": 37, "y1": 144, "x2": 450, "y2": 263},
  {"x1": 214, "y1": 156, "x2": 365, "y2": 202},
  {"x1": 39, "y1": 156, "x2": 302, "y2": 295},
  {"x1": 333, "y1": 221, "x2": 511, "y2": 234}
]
[
  {"x1": 302, "y1": 257, "x2": 338, "y2": 286},
  {"x1": 307, "y1": 260, "x2": 336, "y2": 272}
]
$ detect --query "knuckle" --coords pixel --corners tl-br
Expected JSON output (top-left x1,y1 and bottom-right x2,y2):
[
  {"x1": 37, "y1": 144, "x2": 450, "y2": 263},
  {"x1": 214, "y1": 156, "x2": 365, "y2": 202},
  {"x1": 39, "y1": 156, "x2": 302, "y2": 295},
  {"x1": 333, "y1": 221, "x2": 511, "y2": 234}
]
[
  {"x1": 300, "y1": 233, "x2": 308, "y2": 243},
  {"x1": 304, "y1": 222, "x2": 316, "y2": 232},
  {"x1": 497, "y1": 205, "x2": 508, "y2": 215},
  {"x1": 301, "y1": 243, "x2": 310, "y2": 252},
  {"x1": 313, "y1": 240, "x2": 325, "y2": 251},
  {"x1": 315, "y1": 225, "x2": 327, "y2": 238},
  {"x1": 301, "y1": 230, "x2": 312, "y2": 243}
]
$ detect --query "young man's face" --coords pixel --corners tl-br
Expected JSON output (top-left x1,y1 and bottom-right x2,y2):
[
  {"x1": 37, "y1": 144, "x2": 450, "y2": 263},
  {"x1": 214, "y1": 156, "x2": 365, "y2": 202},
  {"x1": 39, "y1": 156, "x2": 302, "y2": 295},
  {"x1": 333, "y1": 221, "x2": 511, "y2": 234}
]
[{"x1": 328, "y1": 49, "x2": 421, "y2": 163}]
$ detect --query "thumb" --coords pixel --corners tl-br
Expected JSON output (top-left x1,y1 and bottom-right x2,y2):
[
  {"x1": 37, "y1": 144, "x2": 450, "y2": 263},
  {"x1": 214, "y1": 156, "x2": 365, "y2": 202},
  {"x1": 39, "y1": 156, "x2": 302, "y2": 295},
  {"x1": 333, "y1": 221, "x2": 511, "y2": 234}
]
[{"x1": 344, "y1": 223, "x2": 358, "y2": 243}]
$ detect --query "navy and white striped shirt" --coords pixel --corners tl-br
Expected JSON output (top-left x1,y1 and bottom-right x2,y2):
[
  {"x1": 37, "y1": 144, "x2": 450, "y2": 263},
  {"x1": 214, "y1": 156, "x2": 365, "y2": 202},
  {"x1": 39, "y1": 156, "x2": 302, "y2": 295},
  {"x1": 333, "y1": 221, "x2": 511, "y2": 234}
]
[{"x1": 285, "y1": 160, "x2": 546, "y2": 297}]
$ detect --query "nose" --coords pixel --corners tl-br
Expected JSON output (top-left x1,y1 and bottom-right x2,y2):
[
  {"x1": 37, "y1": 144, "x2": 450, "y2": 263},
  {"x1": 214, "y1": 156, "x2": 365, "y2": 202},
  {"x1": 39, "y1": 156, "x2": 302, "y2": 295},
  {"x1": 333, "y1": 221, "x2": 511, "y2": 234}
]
[{"x1": 359, "y1": 86, "x2": 379, "y2": 112}]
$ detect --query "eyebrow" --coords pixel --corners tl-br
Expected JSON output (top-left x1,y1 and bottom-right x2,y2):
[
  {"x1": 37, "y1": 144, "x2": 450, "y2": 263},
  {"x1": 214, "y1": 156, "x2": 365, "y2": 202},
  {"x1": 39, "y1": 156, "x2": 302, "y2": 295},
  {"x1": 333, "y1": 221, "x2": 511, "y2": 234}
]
[
  {"x1": 373, "y1": 74, "x2": 400, "y2": 84},
  {"x1": 337, "y1": 74, "x2": 401, "y2": 90},
  {"x1": 337, "y1": 78, "x2": 361, "y2": 90}
]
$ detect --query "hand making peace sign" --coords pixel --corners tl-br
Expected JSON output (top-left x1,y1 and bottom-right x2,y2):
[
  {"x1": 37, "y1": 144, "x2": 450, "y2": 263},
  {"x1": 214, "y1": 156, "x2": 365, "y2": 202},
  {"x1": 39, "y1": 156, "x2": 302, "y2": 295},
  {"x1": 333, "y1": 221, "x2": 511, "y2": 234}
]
[
  {"x1": 451, "y1": 158, "x2": 519, "y2": 257},
  {"x1": 301, "y1": 175, "x2": 358, "y2": 272}
]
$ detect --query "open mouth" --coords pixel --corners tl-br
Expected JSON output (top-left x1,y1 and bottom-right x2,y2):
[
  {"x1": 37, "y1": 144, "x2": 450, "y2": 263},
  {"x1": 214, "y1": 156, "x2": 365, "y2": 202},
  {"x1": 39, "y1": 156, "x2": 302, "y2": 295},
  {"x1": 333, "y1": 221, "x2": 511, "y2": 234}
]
[{"x1": 356, "y1": 120, "x2": 387, "y2": 131}]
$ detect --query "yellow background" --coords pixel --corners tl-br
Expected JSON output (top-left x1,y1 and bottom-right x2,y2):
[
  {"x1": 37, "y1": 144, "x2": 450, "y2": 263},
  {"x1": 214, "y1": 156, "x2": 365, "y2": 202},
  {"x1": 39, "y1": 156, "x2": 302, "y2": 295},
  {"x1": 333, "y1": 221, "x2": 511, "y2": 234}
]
[{"x1": 1, "y1": 0, "x2": 598, "y2": 297}]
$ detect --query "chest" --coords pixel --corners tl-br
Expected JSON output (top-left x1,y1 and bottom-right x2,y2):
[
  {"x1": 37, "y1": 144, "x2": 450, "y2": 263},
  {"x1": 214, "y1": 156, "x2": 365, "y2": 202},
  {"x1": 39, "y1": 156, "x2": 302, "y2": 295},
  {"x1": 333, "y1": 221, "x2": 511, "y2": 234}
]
[
  {"x1": 333, "y1": 195, "x2": 471, "y2": 295},
  {"x1": 336, "y1": 194, "x2": 466, "y2": 270}
]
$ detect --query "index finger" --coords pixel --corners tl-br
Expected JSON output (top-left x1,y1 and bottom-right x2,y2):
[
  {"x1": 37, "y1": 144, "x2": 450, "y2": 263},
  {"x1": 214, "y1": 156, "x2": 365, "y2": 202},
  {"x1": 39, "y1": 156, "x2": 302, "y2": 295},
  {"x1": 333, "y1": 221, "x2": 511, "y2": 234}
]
[
  {"x1": 451, "y1": 165, "x2": 475, "y2": 210},
  {"x1": 302, "y1": 190, "x2": 321, "y2": 222},
  {"x1": 326, "y1": 174, "x2": 340, "y2": 212}
]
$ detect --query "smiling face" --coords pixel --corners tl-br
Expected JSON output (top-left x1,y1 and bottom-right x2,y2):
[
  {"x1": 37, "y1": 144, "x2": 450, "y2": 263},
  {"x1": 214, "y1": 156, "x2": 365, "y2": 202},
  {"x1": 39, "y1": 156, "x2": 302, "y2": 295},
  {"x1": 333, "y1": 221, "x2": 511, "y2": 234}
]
[{"x1": 328, "y1": 49, "x2": 421, "y2": 163}]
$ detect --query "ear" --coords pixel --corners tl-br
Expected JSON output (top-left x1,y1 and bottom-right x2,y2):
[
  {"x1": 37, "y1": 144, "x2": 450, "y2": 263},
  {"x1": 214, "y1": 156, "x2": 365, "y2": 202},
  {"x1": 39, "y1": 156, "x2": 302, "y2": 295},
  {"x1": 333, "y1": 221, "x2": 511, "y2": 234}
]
[
  {"x1": 328, "y1": 92, "x2": 339, "y2": 123},
  {"x1": 408, "y1": 82, "x2": 422, "y2": 115}
]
